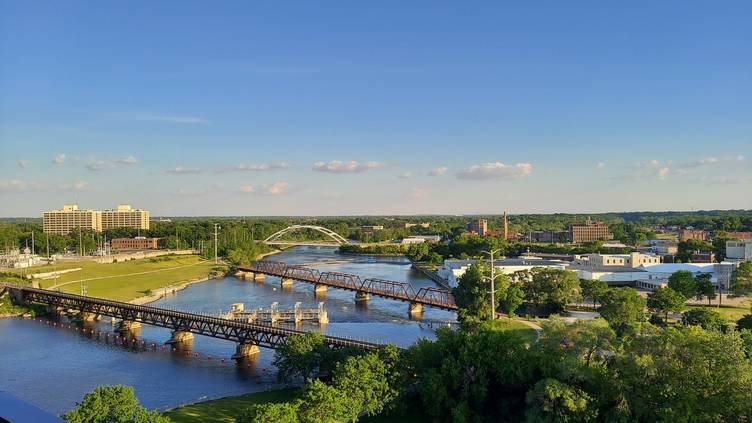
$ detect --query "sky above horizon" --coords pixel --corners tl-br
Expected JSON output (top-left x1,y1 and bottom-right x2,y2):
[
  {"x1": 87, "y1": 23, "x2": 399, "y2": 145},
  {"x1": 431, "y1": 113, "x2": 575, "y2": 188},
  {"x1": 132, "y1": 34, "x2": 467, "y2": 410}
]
[{"x1": 1, "y1": 1, "x2": 750, "y2": 217}]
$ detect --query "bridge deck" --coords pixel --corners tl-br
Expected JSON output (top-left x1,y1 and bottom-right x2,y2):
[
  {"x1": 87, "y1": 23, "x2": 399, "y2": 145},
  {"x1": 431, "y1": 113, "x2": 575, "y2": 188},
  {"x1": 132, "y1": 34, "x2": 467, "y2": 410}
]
[
  {"x1": 238, "y1": 261, "x2": 458, "y2": 311},
  {"x1": 0, "y1": 283, "x2": 379, "y2": 350}
]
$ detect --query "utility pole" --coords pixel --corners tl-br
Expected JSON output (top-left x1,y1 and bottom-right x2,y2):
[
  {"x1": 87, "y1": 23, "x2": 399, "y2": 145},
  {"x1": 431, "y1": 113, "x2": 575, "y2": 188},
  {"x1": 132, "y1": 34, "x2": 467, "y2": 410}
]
[
  {"x1": 214, "y1": 223, "x2": 220, "y2": 264},
  {"x1": 175, "y1": 225, "x2": 179, "y2": 250},
  {"x1": 79, "y1": 230, "x2": 83, "y2": 257},
  {"x1": 31, "y1": 230, "x2": 35, "y2": 255},
  {"x1": 482, "y1": 249, "x2": 502, "y2": 320},
  {"x1": 46, "y1": 232, "x2": 50, "y2": 258}
]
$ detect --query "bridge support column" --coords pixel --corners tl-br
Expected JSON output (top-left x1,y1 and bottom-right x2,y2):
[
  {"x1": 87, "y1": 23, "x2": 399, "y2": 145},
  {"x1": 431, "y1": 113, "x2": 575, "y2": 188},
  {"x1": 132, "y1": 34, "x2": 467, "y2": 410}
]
[
  {"x1": 79, "y1": 311, "x2": 99, "y2": 322},
  {"x1": 281, "y1": 277, "x2": 293, "y2": 287},
  {"x1": 232, "y1": 342, "x2": 260, "y2": 360},
  {"x1": 115, "y1": 320, "x2": 141, "y2": 332},
  {"x1": 408, "y1": 302, "x2": 424, "y2": 316},
  {"x1": 166, "y1": 330, "x2": 194, "y2": 344},
  {"x1": 355, "y1": 291, "x2": 370, "y2": 302},
  {"x1": 253, "y1": 273, "x2": 265, "y2": 282},
  {"x1": 314, "y1": 284, "x2": 327, "y2": 293}
]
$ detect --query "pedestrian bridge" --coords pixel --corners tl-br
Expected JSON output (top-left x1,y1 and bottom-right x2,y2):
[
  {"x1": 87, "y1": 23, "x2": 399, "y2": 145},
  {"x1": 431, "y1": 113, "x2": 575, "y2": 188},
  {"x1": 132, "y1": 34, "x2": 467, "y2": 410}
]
[
  {"x1": 238, "y1": 261, "x2": 458, "y2": 314},
  {"x1": 263, "y1": 225, "x2": 350, "y2": 246},
  {"x1": 0, "y1": 283, "x2": 380, "y2": 358}
]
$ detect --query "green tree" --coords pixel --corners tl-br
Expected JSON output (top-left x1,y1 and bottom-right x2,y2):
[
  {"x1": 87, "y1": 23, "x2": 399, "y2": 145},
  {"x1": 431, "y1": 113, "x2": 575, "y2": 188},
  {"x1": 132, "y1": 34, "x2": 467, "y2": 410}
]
[
  {"x1": 272, "y1": 332, "x2": 328, "y2": 383},
  {"x1": 525, "y1": 378, "x2": 596, "y2": 423},
  {"x1": 501, "y1": 285, "x2": 525, "y2": 317},
  {"x1": 694, "y1": 273, "x2": 716, "y2": 306},
  {"x1": 453, "y1": 264, "x2": 506, "y2": 323},
  {"x1": 579, "y1": 280, "x2": 608, "y2": 309},
  {"x1": 682, "y1": 308, "x2": 726, "y2": 332},
  {"x1": 737, "y1": 315, "x2": 752, "y2": 331},
  {"x1": 63, "y1": 385, "x2": 171, "y2": 423},
  {"x1": 236, "y1": 402, "x2": 299, "y2": 423},
  {"x1": 598, "y1": 287, "x2": 646, "y2": 330},
  {"x1": 332, "y1": 352, "x2": 399, "y2": 421},
  {"x1": 523, "y1": 268, "x2": 581, "y2": 312},
  {"x1": 647, "y1": 287, "x2": 686, "y2": 323},
  {"x1": 730, "y1": 262, "x2": 752, "y2": 311},
  {"x1": 667, "y1": 270, "x2": 697, "y2": 298},
  {"x1": 297, "y1": 380, "x2": 356, "y2": 423}
]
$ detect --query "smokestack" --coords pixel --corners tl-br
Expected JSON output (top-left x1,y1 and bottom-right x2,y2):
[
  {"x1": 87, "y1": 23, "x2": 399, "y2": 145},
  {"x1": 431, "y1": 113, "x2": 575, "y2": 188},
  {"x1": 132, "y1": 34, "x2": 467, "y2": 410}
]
[{"x1": 503, "y1": 211, "x2": 509, "y2": 240}]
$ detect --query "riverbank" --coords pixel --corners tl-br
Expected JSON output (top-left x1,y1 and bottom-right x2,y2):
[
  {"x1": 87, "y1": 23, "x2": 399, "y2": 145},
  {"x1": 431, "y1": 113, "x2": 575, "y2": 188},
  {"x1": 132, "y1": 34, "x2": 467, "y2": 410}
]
[
  {"x1": 129, "y1": 275, "x2": 213, "y2": 305},
  {"x1": 163, "y1": 387, "x2": 426, "y2": 423}
]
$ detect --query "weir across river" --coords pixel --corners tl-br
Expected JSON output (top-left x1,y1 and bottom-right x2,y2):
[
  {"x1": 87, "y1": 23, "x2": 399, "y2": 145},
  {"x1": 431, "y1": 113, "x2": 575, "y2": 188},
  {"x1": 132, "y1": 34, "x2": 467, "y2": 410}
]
[{"x1": 0, "y1": 283, "x2": 381, "y2": 358}]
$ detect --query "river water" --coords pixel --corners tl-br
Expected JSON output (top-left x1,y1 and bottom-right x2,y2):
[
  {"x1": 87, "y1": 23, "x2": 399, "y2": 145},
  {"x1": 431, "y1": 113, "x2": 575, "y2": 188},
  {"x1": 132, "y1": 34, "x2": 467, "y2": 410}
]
[{"x1": 0, "y1": 247, "x2": 456, "y2": 415}]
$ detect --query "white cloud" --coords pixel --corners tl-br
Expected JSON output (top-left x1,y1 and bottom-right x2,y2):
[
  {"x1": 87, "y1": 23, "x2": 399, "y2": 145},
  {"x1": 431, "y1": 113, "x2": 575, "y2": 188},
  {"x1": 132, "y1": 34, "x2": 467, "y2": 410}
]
[
  {"x1": 456, "y1": 162, "x2": 533, "y2": 180},
  {"x1": 427, "y1": 166, "x2": 448, "y2": 176},
  {"x1": 682, "y1": 154, "x2": 746, "y2": 168},
  {"x1": 167, "y1": 166, "x2": 204, "y2": 175},
  {"x1": 0, "y1": 179, "x2": 40, "y2": 192},
  {"x1": 52, "y1": 153, "x2": 67, "y2": 164},
  {"x1": 398, "y1": 172, "x2": 413, "y2": 179},
  {"x1": 86, "y1": 160, "x2": 115, "y2": 171},
  {"x1": 115, "y1": 155, "x2": 138, "y2": 165},
  {"x1": 657, "y1": 167, "x2": 670, "y2": 179},
  {"x1": 596, "y1": 162, "x2": 606, "y2": 169},
  {"x1": 218, "y1": 163, "x2": 290, "y2": 173},
  {"x1": 59, "y1": 181, "x2": 89, "y2": 191},
  {"x1": 312, "y1": 160, "x2": 385, "y2": 173},
  {"x1": 18, "y1": 160, "x2": 31, "y2": 168},
  {"x1": 412, "y1": 188, "x2": 427, "y2": 199},
  {"x1": 262, "y1": 181, "x2": 290, "y2": 195},
  {"x1": 240, "y1": 184, "x2": 255, "y2": 193}
]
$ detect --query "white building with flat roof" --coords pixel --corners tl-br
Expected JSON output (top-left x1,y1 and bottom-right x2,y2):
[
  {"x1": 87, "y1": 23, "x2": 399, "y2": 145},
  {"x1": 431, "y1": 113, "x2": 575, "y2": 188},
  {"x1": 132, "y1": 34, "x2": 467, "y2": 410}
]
[{"x1": 438, "y1": 257, "x2": 570, "y2": 288}]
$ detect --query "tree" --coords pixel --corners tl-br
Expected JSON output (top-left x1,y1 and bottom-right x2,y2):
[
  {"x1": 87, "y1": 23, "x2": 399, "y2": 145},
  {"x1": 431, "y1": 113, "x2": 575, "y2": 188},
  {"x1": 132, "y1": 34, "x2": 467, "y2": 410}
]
[
  {"x1": 63, "y1": 385, "x2": 171, "y2": 423},
  {"x1": 453, "y1": 263, "x2": 506, "y2": 323},
  {"x1": 737, "y1": 315, "x2": 752, "y2": 331},
  {"x1": 332, "y1": 352, "x2": 399, "y2": 421},
  {"x1": 682, "y1": 308, "x2": 726, "y2": 332},
  {"x1": 501, "y1": 285, "x2": 525, "y2": 317},
  {"x1": 272, "y1": 332, "x2": 328, "y2": 383},
  {"x1": 667, "y1": 270, "x2": 697, "y2": 299},
  {"x1": 525, "y1": 378, "x2": 596, "y2": 423},
  {"x1": 297, "y1": 380, "x2": 356, "y2": 423},
  {"x1": 579, "y1": 280, "x2": 608, "y2": 309},
  {"x1": 730, "y1": 262, "x2": 752, "y2": 311},
  {"x1": 694, "y1": 273, "x2": 716, "y2": 306},
  {"x1": 598, "y1": 287, "x2": 646, "y2": 330},
  {"x1": 237, "y1": 402, "x2": 299, "y2": 423},
  {"x1": 523, "y1": 268, "x2": 581, "y2": 312},
  {"x1": 647, "y1": 287, "x2": 686, "y2": 323}
]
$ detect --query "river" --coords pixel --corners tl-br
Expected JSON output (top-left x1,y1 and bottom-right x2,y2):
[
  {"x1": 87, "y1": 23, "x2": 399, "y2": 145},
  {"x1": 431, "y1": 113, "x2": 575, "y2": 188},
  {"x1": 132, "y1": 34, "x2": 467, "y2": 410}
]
[{"x1": 0, "y1": 246, "x2": 456, "y2": 415}]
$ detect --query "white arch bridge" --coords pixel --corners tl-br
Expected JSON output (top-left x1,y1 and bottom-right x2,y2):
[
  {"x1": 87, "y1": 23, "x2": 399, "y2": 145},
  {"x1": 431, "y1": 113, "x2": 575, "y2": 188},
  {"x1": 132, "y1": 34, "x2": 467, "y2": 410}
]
[{"x1": 263, "y1": 225, "x2": 351, "y2": 246}]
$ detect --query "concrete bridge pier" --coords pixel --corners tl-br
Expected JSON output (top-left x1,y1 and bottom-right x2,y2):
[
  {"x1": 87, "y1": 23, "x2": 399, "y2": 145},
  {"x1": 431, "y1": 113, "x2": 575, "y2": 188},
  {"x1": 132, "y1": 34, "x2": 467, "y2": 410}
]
[
  {"x1": 355, "y1": 291, "x2": 370, "y2": 303},
  {"x1": 166, "y1": 329, "x2": 194, "y2": 345},
  {"x1": 232, "y1": 342, "x2": 261, "y2": 361},
  {"x1": 253, "y1": 273, "x2": 265, "y2": 282},
  {"x1": 114, "y1": 320, "x2": 141, "y2": 334},
  {"x1": 79, "y1": 311, "x2": 100, "y2": 322},
  {"x1": 280, "y1": 277, "x2": 293, "y2": 287},
  {"x1": 408, "y1": 302, "x2": 424, "y2": 316},
  {"x1": 314, "y1": 284, "x2": 327, "y2": 294}
]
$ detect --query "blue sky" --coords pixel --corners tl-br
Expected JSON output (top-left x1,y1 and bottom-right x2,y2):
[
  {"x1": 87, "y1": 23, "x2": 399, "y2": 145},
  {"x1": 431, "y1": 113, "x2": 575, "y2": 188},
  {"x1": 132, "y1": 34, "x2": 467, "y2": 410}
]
[{"x1": 1, "y1": 1, "x2": 750, "y2": 216}]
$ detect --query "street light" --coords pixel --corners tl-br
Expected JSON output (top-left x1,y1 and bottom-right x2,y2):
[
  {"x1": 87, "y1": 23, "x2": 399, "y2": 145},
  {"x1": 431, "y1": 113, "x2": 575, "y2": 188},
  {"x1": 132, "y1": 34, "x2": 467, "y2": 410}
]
[{"x1": 481, "y1": 249, "x2": 502, "y2": 320}]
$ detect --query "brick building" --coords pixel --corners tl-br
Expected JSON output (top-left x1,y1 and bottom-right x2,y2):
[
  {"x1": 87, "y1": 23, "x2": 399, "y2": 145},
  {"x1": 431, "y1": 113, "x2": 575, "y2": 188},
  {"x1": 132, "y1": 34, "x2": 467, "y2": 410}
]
[
  {"x1": 110, "y1": 237, "x2": 159, "y2": 250},
  {"x1": 568, "y1": 217, "x2": 612, "y2": 244}
]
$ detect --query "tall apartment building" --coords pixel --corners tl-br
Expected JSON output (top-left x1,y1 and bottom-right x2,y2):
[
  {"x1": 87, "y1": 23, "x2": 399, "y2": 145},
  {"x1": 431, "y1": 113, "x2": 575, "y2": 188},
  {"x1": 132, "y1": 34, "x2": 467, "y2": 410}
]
[
  {"x1": 467, "y1": 219, "x2": 488, "y2": 236},
  {"x1": 569, "y1": 217, "x2": 612, "y2": 244},
  {"x1": 101, "y1": 205, "x2": 150, "y2": 231},
  {"x1": 43, "y1": 204, "x2": 149, "y2": 234},
  {"x1": 43, "y1": 204, "x2": 102, "y2": 235}
]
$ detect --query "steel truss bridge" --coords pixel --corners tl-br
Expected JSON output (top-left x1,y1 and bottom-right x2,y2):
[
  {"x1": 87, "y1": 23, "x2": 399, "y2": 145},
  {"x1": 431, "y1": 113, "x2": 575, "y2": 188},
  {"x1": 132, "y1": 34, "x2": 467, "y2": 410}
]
[
  {"x1": 0, "y1": 283, "x2": 379, "y2": 351},
  {"x1": 239, "y1": 261, "x2": 458, "y2": 312},
  {"x1": 263, "y1": 225, "x2": 350, "y2": 246}
]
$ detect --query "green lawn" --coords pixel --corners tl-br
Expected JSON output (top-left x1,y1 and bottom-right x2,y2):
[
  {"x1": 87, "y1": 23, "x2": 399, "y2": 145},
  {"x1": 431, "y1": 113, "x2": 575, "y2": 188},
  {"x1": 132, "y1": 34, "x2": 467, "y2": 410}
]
[
  {"x1": 488, "y1": 318, "x2": 539, "y2": 343},
  {"x1": 4, "y1": 255, "x2": 217, "y2": 301},
  {"x1": 163, "y1": 387, "x2": 427, "y2": 423},
  {"x1": 687, "y1": 303, "x2": 750, "y2": 323}
]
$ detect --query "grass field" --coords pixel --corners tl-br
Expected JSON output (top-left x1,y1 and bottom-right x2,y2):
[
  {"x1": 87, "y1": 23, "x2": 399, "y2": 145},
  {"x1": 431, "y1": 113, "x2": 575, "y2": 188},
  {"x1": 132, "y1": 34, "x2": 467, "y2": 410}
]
[
  {"x1": 687, "y1": 303, "x2": 750, "y2": 323},
  {"x1": 163, "y1": 387, "x2": 427, "y2": 423},
  {"x1": 489, "y1": 318, "x2": 540, "y2": 343},
  {"x1": 5, "y1": 255, "x2": 217, "y2": 301}
]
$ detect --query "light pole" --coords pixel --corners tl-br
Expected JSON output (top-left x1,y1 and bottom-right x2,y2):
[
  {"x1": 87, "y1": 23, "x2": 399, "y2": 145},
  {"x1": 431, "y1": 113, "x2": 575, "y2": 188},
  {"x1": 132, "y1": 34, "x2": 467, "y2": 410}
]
[
  {"x1": 481, "y1": 248, "x2": 502, "y2": 320},
  {"x1": 214, "y1": 224, "x2": 220, "y2": 264}
]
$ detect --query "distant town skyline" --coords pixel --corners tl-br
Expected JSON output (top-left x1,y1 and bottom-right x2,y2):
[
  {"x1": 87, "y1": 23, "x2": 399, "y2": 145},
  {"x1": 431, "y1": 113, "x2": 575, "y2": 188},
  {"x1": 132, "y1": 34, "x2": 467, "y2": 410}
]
[{"x1": 2, "y1": 2, "x2": 751, "y2": 216}]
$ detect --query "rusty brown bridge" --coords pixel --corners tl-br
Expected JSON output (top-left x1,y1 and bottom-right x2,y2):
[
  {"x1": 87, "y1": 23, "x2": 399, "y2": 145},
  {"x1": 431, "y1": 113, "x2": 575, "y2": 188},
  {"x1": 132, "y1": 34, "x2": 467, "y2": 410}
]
[
  {"x1": 0, "y1": 283, "x2": 380, "y2": 358},
  {"x1": 237, "y1": 261, "x2": 458, "y2": 314}
]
